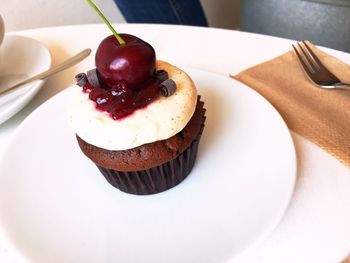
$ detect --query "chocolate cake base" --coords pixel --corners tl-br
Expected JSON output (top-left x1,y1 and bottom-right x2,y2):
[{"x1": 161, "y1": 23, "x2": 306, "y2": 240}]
[{"x1": 97, "y1": 122, "x2": 204, "y2": 195}]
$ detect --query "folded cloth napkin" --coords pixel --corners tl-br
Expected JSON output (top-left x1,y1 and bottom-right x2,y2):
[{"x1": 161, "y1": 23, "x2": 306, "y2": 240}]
[{"x1": 232, "y1": 42, "x2": 350, "y2": 167}]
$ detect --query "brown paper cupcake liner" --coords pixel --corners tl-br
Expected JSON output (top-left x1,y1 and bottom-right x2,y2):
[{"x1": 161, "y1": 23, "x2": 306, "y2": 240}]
[{"x1": 97, "y1": 116, "x2": 206, "y2": 195}]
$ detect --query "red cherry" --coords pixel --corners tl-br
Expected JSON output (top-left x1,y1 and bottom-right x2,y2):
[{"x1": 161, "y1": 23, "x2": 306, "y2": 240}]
[
  {"x1": 95, "y1": 34, "x2": 156, "y2": 91},
  {"x1": 84, "y1": 1, "x2": 162, "y2": 119}
]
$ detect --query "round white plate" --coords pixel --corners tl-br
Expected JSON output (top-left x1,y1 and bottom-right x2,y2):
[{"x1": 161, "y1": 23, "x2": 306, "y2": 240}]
[
  {"x1": 0, "y1": 35, "x2": 51, "y2": 124},
  {"x1": 0, "y1": 68, "x2": 296, "y2": 263}
]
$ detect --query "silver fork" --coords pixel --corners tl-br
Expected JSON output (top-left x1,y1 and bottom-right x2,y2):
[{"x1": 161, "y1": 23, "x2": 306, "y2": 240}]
[{"x1": 292, "y1": 40, "x2": 350, "y2": 89}]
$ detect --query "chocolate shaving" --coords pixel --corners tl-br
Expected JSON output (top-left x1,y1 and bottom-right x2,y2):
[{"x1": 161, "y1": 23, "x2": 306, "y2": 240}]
[
  {"x1": 87, "y1": 68, "x2": 101, "y2": 88},
  {"x1": 75, "y1": 73, "x2": 87, "y2": 87},
  {"x1": 160, "y1": 79, "x2": 176, "y2": 97},
  {"x1": 156, "y1": 70, "x2": 169, "y2": 82}
]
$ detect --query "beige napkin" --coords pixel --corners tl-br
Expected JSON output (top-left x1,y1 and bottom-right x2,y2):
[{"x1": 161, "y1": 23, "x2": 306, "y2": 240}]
[{"x1": 232, "y1": 42, "x2": 350, "y2": 168}]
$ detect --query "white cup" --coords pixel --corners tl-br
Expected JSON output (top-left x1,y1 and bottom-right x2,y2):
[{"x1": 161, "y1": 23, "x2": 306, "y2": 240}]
[{"x1": 0, "y1": 15, "x2": 4, "y2": 46}]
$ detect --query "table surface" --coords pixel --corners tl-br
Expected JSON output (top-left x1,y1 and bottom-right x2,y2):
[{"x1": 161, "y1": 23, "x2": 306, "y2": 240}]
[{"x1": 0, "y1": 24, "x2": 350, "y2": 263}]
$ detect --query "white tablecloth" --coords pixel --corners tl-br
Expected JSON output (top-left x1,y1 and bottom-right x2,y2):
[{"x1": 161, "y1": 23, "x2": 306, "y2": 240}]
[{"x1": 0, "y1": 24, "x2": 349, "y2": 263}]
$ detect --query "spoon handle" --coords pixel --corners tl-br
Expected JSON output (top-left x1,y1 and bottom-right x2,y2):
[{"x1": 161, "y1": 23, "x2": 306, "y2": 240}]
[{"x1": 0, "y1": 48, "x2": 91, "y2": 96}]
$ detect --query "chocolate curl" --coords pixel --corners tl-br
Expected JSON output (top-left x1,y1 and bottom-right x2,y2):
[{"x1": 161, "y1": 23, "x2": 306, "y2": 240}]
[
  {"x1": 75, "y1": 73, "x2": 87, "y2": 87},
  {"x1": 87, "y1": 68, "x2": 101, "y2": 88},
  {"x1": 160, "y1": 79, "x2": 176, "y2": 97},
  {"x1": 156, "y1": 70, "x2": 169, "y2": 82}
]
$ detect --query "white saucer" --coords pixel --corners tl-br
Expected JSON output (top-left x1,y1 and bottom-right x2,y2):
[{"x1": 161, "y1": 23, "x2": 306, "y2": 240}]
[
  {"x1": 0, "y1": 35, "x2": 51, "y2": 124},
  {"x1": 0, "y1": 68, "x2": 296, "y2": 262}
]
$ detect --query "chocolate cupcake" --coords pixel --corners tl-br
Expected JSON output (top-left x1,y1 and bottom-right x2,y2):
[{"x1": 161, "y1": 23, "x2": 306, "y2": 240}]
[{"x1": 68, "y1": 34, "x2": 206, "y2": 195}]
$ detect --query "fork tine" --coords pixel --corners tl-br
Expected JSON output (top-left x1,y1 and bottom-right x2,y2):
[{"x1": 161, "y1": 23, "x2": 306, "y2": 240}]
[
  {"x1": 302, "y1": 40, "x2": 323, "y2": 68},
  {"x1": 302, "y1": 40, "x2": 339, "y2": 83},
  {"x1": 292, "y1": 44, "x2": 315, "y2": 75},
  {"x1": 297, "y1": 42, "x2": 318, "y2": 72}
]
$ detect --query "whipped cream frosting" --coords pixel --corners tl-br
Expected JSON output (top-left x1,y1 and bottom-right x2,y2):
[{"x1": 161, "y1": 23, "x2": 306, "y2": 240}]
[{"x1": 68, "y1": 61, "x2": 197, "y2": 151}]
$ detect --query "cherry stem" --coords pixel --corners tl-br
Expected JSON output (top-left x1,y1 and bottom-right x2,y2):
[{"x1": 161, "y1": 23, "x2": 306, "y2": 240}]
[{"x1": 86, "y1": 0, "x2": 125, "y2": 45}]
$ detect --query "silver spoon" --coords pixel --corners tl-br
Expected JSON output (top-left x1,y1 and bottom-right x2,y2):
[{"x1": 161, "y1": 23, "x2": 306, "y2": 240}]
[{"x1": 0, "y1": 48, "x2": 91, "y2": 96}]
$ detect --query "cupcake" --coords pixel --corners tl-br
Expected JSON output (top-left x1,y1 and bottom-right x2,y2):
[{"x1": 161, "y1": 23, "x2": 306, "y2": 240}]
[{"x1": 68, "y1": 33, "x2": 205, "y2": 195}]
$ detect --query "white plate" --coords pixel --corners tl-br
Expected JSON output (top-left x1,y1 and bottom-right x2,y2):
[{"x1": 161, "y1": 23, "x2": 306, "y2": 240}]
[
  {"x1": 0, "y1": 68, "x2": 296, "y2": 263},
  {"x1": 0, "y1": 35, "x2": 51, "y2": 124}
]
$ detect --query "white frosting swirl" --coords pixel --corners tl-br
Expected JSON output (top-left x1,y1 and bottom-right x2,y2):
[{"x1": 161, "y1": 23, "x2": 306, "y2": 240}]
[{"x1": 68, "y1": 61, "x2": 197, "y2": 151}]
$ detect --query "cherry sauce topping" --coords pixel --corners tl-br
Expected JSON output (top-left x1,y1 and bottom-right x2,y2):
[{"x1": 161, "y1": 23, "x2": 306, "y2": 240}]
[{"x1": 84, "y1": 78, "x2": 161, "y2": 120}]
